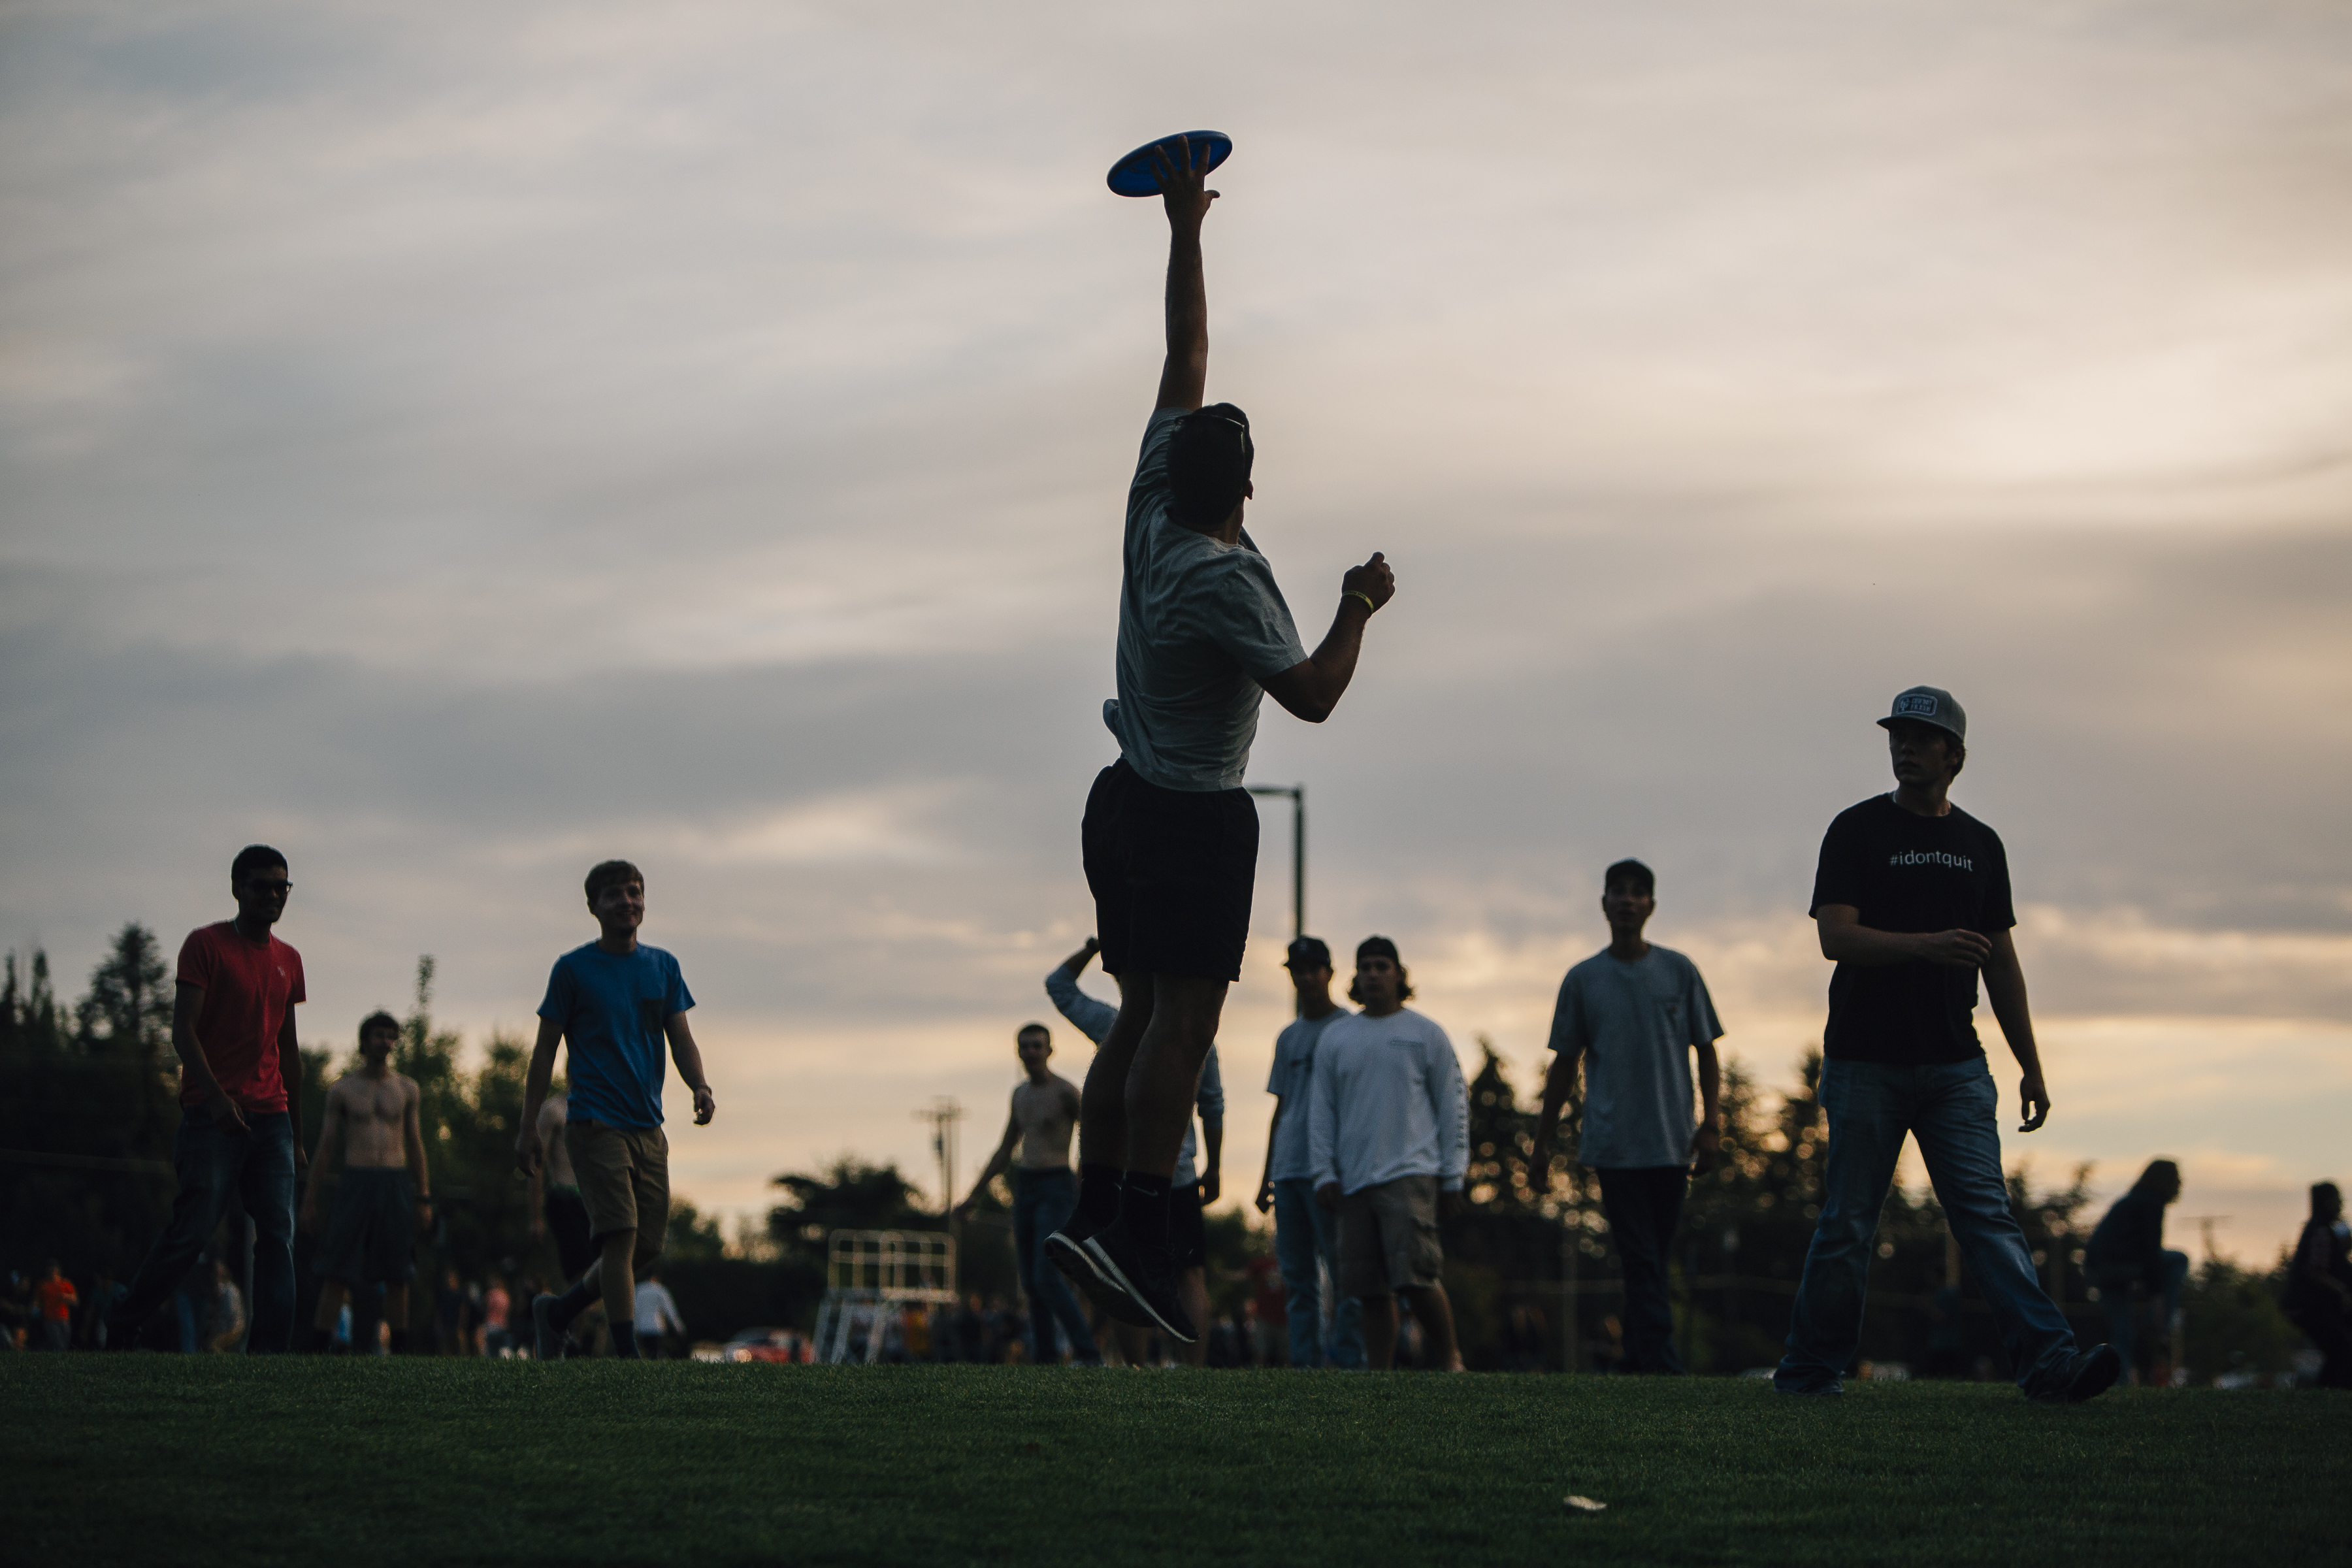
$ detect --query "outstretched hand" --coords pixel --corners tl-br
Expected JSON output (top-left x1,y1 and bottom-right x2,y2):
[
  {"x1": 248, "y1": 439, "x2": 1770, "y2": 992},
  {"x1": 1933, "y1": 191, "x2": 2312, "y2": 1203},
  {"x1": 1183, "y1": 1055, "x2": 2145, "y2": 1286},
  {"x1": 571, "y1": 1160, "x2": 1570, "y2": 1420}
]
[{"x1": 1149, "y1": 136, "x2": 1219, "y2": 227}]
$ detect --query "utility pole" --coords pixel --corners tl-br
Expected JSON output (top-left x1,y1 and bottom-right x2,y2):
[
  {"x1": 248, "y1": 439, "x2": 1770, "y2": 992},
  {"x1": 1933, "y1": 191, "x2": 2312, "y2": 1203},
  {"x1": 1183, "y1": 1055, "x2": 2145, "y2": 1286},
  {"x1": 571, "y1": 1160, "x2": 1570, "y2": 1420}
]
[
  {"x1": 1245, "y1": 784, "x2": 1305, "y2": 941},
  {"x1": 913, "y1": 1098, "x2": 963, "y2": 1222}
]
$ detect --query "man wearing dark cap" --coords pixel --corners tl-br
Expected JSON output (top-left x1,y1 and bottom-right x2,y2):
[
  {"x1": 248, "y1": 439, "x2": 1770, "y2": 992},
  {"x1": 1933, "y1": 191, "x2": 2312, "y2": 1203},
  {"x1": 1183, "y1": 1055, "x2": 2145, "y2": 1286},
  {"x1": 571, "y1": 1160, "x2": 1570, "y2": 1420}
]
[
  {"x1": 1775, "y1": 687, "x2": 2119, "y2": 1401},
  {"x1": 1047, "y1": 138, "x2": 1397, "y2": 1345},
  {"x1": 1308, "y1": 938, "x2": 1468, "y2": 1371},
  {"x1": 1253, "y1": 936, "x2": 1364, "y2": 1369},
  {"x1": 1529, "y1": 858, "x2": 1724, "y2": 1374}
]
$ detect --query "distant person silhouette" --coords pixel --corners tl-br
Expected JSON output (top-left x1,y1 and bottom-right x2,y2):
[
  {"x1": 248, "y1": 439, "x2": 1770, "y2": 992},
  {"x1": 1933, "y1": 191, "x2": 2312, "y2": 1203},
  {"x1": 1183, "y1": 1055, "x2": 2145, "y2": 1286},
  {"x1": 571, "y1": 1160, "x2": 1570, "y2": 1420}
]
[
  {"x1": 1774, "y1": 689, "x2": 2118, "y2": 1402},
  {"x1": 2083, "y1": 1159, "x2": 2188, "y2": 1382},
  {"x1": 302, "y1": 1010, "x2": 432, "y2": 1354},
  {"x1": 2283, "y1": 1182, "x2": 2352, "y2": 1389},
  {"x1": 1047, "y1": 136, "x2": 1396, "y2": 1348},
  {"x1": 517, "y1": 860, "x2": 716, "y2": 1359},
  {"x1": 1254, "y1": 936, "x2": 1364, "y2": 1370},
  {"x1": 1529, "y1": 858, "x2": 1725, "y2": 1374},
  {"x1": 106, "y1": 845, "x2": 307, "y2": 1354}
]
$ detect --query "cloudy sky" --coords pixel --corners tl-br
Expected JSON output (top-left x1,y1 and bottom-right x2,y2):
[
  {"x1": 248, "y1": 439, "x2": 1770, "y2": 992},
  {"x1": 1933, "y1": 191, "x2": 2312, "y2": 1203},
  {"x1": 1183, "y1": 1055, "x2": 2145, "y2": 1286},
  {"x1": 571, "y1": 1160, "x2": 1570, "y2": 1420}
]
[{"x1": 5, "y1": 1, "x2": 2347, "y2": 1262}]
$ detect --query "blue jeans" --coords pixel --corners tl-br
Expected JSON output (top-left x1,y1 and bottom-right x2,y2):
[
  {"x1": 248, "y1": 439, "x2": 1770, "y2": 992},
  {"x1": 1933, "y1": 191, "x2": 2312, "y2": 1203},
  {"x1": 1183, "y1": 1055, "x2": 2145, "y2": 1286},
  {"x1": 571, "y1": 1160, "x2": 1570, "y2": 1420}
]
[
  {"x1": 1776, "y1": 1060, "x2": 2077, "y2": 1395},
  {"x1": 1596, "y1": 1166, "x2": 1687, "y2": 1373},
  {"x1": 2093, "y1": 1250, "x2": 2188, "y2": 1369},
  {"x1": 1013, "y1": 1169, "x2": 1099, "y2": 1364},
  {"x1": 1273, "y1": 1177, "x2": 1364, "y2": 1369},
  {"x1": 110, "y1": 1110, "x2": 297, "y2": 1353}
]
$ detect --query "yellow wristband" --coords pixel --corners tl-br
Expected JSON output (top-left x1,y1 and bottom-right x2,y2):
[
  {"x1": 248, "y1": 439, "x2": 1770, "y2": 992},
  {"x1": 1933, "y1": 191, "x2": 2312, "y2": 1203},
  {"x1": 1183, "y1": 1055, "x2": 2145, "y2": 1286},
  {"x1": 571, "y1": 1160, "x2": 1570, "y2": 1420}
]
[{"x1": 1343, "y1": 589, "x2": 1377, "y2": 615}]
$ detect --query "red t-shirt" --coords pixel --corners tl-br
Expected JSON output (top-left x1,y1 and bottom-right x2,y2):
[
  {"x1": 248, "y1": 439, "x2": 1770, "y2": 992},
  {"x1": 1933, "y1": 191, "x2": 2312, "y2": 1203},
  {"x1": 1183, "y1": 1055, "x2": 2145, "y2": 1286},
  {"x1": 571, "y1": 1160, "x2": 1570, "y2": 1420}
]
[
  {"x1": 35, "y1": 1278, "x2": 78, "y2": 1323},
  {"x1": 176, "y1": 922, "x2": 306, "y2": 1113}
]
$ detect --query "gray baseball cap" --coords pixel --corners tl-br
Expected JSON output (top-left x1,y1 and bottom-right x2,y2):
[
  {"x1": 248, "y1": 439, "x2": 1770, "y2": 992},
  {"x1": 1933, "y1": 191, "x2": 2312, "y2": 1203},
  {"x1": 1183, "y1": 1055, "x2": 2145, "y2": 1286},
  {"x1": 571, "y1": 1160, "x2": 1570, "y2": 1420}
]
[{"x1": 1876, "y1": 685, "x2": 1966, "y2": 742}]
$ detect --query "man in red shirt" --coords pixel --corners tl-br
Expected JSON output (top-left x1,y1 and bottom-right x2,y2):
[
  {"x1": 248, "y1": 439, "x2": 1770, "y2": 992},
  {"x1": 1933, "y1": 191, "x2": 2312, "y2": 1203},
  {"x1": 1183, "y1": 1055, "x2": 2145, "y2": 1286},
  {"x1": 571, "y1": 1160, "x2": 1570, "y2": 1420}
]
[
  {"x1": 33, "y1": 1262, "x2": 78, "y2": 1351},
  {"x1": 105, "y1": 845, "x2": 308, "y2": 1352}
]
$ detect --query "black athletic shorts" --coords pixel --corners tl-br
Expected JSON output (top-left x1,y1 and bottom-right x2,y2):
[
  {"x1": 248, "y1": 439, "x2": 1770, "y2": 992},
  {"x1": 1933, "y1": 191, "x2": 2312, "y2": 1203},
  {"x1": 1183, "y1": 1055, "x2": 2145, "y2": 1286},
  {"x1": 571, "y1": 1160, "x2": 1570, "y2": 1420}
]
[
  {"x1": 1169, "y1": 1180, "x2": 1209, "y2": 1271},
  {"x1": 313, "y1": 1168, "x2": 417, "y2": 1286},
  {"x1": 1082, "y1": 759, "x2": 1259, "y2": 983}
]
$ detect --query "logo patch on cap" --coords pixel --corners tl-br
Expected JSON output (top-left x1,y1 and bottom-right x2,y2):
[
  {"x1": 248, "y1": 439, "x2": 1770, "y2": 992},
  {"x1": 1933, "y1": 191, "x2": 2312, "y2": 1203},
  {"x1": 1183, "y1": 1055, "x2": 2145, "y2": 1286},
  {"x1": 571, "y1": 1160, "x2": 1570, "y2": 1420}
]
[{"x1": 1893, "y1": 693, "x2": 1940, "y2": 717}]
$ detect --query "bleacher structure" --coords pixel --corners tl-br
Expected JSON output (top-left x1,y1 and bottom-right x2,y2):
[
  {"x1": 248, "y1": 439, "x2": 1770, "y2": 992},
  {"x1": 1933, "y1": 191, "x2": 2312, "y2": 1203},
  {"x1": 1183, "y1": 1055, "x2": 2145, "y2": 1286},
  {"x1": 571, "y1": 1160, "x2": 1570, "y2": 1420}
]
[{"x1": 812, "y1": 1229, "x2": 958, "y2": 1365}]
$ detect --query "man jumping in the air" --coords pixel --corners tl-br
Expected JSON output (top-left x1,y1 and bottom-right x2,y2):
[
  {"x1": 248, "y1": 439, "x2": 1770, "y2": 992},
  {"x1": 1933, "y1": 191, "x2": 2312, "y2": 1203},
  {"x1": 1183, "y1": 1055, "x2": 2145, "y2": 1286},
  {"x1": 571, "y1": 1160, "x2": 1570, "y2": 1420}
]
[{"x1": 1047, "y1": 138, "x2": 1397, "y2": 1343}]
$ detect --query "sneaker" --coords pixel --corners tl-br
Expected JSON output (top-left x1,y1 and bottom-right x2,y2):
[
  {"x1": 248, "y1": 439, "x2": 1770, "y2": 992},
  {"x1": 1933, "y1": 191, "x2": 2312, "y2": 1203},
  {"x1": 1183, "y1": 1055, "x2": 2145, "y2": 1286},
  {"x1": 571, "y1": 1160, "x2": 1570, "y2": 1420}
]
[
  {"x1": 1080, "y1": 1220, "x2": 1196, "y2": 1345},
  {"x1": 2034, "y1": 1343, "x2": 2122, "y2": 1403},
  {"x1": 531, "y1": 1294, "x2": 566, "y2": 1362},
  {"x1": 1043, "y1": 1218, "x2": 1109, "y2": 1295}
]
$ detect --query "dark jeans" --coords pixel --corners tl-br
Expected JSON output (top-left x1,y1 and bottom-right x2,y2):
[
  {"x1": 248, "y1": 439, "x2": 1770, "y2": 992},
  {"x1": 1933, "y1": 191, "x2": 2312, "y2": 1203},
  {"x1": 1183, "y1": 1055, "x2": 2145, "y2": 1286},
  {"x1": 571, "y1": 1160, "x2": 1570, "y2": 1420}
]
[
  {"x1": 1597, "y1": 1166, "x2": 1688, "y2": 1373},
  {"x1": 1776, "y1": 1060, "x2": 2076, "y2": 1395},
  {"x1": 1272, "y1": 1177, "x2": 1364, "y2": 1369},
  {"x1": 1013, "y1": 1168, "x2": 1099, "y2": 1364},
  {"x1": 2090, "y1": 1250, "x2": 2188, "y2": 1371},
  {"x1": 110, "y1": 1110, "x2": 297, "y2": 1353}
]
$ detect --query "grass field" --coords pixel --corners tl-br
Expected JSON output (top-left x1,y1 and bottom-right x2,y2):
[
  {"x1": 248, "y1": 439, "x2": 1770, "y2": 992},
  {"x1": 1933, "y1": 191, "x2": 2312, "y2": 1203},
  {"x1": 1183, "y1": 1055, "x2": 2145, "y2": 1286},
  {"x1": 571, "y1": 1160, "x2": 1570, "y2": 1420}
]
[{"x1": 7, "y1": 1358, "x2": 2344, "y2": 1567}]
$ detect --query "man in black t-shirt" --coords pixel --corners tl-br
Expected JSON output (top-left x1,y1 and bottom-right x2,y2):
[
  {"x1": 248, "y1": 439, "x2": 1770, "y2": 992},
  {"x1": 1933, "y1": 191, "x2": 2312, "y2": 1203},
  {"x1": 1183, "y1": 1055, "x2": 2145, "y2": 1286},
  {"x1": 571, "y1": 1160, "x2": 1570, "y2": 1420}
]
[{"x1": 1774, "y1": 687, "x2": 2120, "y2": 1402}]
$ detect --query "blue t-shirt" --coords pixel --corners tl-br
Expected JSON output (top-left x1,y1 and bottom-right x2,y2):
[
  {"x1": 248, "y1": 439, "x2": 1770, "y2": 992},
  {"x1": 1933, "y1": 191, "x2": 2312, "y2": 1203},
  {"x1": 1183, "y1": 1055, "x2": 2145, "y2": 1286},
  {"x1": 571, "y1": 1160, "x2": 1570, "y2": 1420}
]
[{"x1": 537, "y1": 942, "x2": 694, "y2": 1130}]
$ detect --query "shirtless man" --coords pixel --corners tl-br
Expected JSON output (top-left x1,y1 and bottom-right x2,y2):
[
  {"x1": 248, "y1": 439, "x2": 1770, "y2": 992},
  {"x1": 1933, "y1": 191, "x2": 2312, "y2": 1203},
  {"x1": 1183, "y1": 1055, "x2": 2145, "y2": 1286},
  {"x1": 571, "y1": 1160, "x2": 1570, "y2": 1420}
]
[
  {"x1": 301, "y1": 1011, "x2": 431, "y2": 1354},
  {"x1": 956, "y1": 1017, "x2": 1100, "y2": 1366}
]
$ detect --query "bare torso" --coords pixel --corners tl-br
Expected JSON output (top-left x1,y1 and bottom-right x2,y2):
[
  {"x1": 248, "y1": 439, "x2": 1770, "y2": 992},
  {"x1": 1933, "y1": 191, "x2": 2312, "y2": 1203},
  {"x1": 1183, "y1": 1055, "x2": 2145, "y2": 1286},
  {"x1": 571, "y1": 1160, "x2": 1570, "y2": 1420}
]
[
  {"x1": 1012, "y1": 1074, "x2": 1080, "y2": 1169},
  {"x1": 327, "y1": 1069, "x2": 419, "y2": 1169},
  {"x1": 538, "y1": 1094, "x2": 578, "y2": 1187}
]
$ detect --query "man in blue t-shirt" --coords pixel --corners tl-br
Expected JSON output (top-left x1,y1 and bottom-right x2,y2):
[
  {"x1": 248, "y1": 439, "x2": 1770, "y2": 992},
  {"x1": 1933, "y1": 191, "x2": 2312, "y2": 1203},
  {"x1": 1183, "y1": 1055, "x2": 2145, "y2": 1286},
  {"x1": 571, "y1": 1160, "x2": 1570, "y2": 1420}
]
[
  {"x1": 516, "y1": 859, "x2": 715, "y2": 1359},
  {"x1": 1529, "y1": 858, "x2": 1723, "y2": 1375},
  {"x1": 1773, "y1": 687, "x2": 2117, "y2": 1402}
]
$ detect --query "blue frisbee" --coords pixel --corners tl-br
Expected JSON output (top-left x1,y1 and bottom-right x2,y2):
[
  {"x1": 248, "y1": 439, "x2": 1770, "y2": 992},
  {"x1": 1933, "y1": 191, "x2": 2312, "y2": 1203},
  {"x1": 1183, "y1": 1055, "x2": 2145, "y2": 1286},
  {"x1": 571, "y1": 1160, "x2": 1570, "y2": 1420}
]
[{"x1": 1106, "y1": 130, "x2": 1232, "y2": 197}]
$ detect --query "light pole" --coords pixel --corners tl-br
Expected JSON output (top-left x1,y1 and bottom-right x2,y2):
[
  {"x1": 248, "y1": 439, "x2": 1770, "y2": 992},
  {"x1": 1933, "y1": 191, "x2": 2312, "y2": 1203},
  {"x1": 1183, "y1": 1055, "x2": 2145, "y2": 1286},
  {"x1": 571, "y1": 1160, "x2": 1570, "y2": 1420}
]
[{"x1": 1246, "y1": 783, "x2": 1305, "y2": 940}]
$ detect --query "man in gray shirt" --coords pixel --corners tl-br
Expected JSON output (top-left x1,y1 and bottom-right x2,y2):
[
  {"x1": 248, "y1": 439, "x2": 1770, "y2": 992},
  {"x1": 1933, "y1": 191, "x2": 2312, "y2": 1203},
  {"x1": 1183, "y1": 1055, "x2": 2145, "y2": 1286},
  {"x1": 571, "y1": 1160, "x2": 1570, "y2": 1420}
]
[
  {"x1": 1253, "y1": 936, "x2": 1364, "y2": 1369},
  {"x1": 1529, "y1": 859, "x2": 1723, "y2": 1373},
  {"x1": 1049, "y1": 137, "x2": 1397, "y2": 1347}
]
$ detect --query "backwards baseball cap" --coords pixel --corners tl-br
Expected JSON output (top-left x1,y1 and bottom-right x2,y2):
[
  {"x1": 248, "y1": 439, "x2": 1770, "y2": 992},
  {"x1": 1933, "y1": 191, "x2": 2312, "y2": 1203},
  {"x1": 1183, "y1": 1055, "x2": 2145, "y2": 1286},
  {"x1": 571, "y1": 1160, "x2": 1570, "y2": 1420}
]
[
  {"x1": 1282, "y1": 936, "x2": 1332, "y2": 971},
  {"x1": 1876, "y1": 685, "x2": 1967, "y2": 743}
]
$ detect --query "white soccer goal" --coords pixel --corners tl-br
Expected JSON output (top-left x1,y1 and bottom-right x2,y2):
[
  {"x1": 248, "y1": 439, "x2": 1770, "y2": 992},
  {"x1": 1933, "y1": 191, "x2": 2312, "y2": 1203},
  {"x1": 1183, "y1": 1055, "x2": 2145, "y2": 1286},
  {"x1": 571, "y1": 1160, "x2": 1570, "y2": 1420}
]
[{"x1": 812, "y1": 1229, "x2": 958, "y2": 1365}]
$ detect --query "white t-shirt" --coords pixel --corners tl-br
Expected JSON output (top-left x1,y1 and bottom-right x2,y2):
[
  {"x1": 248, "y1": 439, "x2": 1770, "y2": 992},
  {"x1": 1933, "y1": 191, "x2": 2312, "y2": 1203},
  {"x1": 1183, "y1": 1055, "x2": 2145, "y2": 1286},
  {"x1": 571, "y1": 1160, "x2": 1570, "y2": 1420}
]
[
  {"x1": 1265, "y1": 1009, "x2": 1350, "y2": 1183},
  {"x1": 1104, "y1": 408, "x2": 1309, "y2": 792},
  {"x1": 1306, "y1": 1007, "x2": 1469, "y2": 1196},
  {"x1": 633, "y1": 1280, "x2": 682, "y2": 1335}
]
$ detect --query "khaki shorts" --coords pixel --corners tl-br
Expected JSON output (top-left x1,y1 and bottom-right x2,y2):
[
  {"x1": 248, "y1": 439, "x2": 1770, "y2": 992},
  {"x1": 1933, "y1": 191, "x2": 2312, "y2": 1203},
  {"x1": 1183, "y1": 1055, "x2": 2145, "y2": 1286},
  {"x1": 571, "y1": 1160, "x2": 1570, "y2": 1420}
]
[
  {"x1": 566, "y1": 1119, "x2": 669, "y2": 1266},
  {"x1": 1337, "y1": 1173, "x2": 1444, "y2": 1297}
]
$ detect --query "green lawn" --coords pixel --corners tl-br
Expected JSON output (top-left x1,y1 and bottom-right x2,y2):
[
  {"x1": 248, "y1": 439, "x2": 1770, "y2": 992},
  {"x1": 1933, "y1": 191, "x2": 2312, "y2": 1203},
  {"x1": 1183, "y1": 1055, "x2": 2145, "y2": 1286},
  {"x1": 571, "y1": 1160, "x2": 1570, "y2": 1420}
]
[{"x1": 7, "y1": 1358, "x2": 2343, "y2": 1566}]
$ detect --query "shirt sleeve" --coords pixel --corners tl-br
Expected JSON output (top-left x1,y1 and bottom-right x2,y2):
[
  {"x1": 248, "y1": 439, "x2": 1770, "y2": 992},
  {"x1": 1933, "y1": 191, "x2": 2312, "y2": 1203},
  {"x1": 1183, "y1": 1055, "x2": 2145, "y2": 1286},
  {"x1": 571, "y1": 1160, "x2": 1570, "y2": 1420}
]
[
  {"x1": 286, "y1": 947, "x2": 306, "y2": 1006},
  {"x1": 175, "y1": 927, "x2": 214, "y2": 990},
  {"x1": 1686, "y1": 961, "x2": 1723, "y2": 1046},
  {"x1": 1043, "y1": 968, "x2": 1118, "y2": 1047},
  {"x1": 536, "y1": 959, "x2": 572, "y2": 1024},
  {"x1": 1266, "y1": 1025, "x2": 1290, "y2": 1096},
  {"x1": 1430, "y1": 1022, "x2": 1469, "y2": 1190},
  {"x1": 666, "y1": 955, "x2": 695, "y2": 1015},
  {"x1": 1187, "y1": 551, "x2": 1309, "y2": 683},
  {"x1": 1130, "y1": 407, "x2": 1184, "y2": 500},
  {"x1": 1307, "y1": 1035, "x2": 1339, "y2": 1188},
  {"x1": 1809, "y1": 809, "x2": 1869, "y2": 915},
  {"x1": 1196, "y1": 1045, "x2": 1225, "y2": 1124},
  {"x1": 1544, "y1": 968, "x2": 1586, "y2": 1056},
  {"x1": 1980, "y1": 828, "x2": 2017, "y2": 932}
]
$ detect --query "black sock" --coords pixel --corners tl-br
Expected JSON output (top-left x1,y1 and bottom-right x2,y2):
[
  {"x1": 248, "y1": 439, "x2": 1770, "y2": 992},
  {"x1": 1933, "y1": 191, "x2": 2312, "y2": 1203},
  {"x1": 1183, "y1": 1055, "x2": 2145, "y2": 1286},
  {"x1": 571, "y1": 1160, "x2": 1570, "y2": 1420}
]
[
  {"x1": 1078, "y1": 1164, "x2": 1124, "y2": 1228},
  {"x1": 609, "y1": 1322, "x2": 640, "y2": 1359},
  {"x1": 1121, "y1": 1171, "x2": 1173, "y2": 1253},
  {"x1": 548, "y1": 1278, "x2": 596, "y2": 1330}
]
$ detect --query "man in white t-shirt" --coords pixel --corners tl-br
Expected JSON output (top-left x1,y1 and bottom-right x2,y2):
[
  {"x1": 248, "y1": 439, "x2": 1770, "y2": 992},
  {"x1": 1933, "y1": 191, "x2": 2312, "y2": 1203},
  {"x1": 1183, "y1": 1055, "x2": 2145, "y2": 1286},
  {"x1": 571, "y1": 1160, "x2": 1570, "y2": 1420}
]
[
  {"x1": 1529, "y1": 859, "x2": 1723, "y2": 1373},
  {"x1": 632, "y1": 1267, "x2": 685, "y2": 1360},
  {"x1": 1308, "y1": 938, "x2": 1468, "y2": 1371},
  {"x1": 1047, "y1": 137, "x2": 1397, "y2": 1347},
  {"x1": 1254, "y1": 936, "x2": 1363, "y2": 1369}
]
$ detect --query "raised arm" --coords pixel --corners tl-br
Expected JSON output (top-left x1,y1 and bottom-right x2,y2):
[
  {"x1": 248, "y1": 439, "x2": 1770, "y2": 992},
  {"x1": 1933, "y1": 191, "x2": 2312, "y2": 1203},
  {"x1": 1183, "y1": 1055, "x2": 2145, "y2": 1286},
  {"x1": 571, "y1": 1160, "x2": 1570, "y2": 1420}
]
[
  {"x1": 1151, "y1": 138, "x2": 1218, "y2": 413},
  {"x1": 1260, "y1": 555, "x2": 1397, "y2": 723}
]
